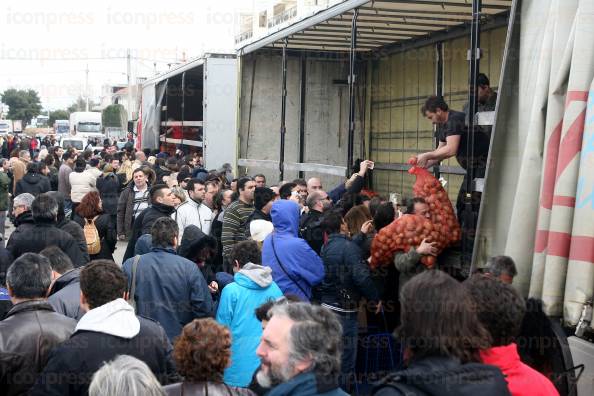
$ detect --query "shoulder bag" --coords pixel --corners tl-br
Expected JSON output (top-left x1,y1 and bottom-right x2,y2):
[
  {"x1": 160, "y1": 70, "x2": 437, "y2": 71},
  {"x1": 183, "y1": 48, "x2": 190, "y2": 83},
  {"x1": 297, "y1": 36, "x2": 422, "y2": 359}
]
[
  {"x1": 270, "y1": 235, "x2": 309, "y2": 299},
  {"x1": 127, "y1": 255, "x2": 142, "y2": 311}
]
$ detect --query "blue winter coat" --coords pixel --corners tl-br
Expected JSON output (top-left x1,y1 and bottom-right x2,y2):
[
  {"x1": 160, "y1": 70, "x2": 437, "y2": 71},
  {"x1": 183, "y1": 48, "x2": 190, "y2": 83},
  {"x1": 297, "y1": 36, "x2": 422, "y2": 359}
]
[
  {"x1": 123, "y1": 247, "x2": 214, "y2": 341},
  {"x1": 215, "y1": 264, "x2": 283, "y2": 387},
  {"x1": 262, "y1": 200, "x2": 324, "y2": 301}
]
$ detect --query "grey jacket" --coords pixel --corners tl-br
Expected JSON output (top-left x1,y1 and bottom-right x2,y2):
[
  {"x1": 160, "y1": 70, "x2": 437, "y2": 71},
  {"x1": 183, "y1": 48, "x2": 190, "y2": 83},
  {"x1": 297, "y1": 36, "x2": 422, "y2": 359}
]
[
  {"x1": 47, "y1": 268, "x2": 83, "y2": 321},
  {"x1": 393, "y1": 247, "x2": 423, "y2": 290}
]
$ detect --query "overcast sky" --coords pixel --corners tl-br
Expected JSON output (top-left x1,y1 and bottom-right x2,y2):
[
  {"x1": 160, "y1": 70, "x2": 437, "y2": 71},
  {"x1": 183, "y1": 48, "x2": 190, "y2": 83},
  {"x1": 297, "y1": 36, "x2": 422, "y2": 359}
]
[{"x1": 0, "y1": 0, "x2": 251, "y2": 110}]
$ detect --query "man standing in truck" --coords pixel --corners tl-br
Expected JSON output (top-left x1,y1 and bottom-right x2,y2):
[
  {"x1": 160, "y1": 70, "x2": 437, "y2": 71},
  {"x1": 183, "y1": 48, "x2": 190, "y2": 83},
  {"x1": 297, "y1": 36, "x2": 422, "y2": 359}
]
[
  {"x1": 414, "y1": 96, "x2": 490, "y2": 217},
  {"x1": 415, "y1": 96, "x2": 491, "y2": 271}
]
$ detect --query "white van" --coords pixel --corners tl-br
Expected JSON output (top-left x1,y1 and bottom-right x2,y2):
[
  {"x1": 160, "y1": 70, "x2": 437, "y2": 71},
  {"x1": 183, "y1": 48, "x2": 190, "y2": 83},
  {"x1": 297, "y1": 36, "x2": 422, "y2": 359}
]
[{"x1": 60, "y1": 137, "x2": 87, "y2": 152}]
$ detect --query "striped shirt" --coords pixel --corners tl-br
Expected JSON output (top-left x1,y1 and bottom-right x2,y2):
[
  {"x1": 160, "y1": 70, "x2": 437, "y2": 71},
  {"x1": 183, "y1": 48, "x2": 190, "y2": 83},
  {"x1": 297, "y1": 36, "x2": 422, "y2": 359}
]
[
  {"x1": 132, "y1": 186, "x2": 149, "y2": 218},
  {"x1": 221, "y1": 200, "x2": 255, "y2": 258}
]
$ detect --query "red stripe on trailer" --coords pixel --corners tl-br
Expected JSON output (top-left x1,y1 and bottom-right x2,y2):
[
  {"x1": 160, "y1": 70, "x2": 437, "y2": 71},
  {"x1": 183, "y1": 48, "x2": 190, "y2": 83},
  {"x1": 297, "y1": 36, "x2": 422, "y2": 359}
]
[
  {"x1": 534, "y1": 230, "x2": 594, "y2": 263},
  {"x1": 555, "y1": 108, "x2": 587, "y2": 180},
  {"x1": 565, "y1": 90, "x2": 589, "y2": 106},
  {"x1": 540, "y1": 121, "x2": 563, "y2": 210},
  {"x1": 540, "y1": 91, "x2": 589, "y2": 210},
  {"x1": 553, "y1": 195, "x2": 576, "y2": 207}
]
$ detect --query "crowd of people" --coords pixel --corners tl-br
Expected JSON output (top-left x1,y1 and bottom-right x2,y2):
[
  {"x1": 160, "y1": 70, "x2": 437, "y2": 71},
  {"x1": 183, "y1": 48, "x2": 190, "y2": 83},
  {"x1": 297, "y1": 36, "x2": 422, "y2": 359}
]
[{"x1": 0, "y1": 127, "x2": 561, "y2": 396}]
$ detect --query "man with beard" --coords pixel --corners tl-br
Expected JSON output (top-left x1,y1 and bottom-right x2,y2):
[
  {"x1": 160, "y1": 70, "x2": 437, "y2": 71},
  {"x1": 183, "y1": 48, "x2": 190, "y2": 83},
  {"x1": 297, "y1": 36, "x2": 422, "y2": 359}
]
[
  {"x1": 254, "y1": 302, "x2": 347, "y2": 396},
  {"x1": 300, "y1": 190, "x2": 333, "y2": 254}
]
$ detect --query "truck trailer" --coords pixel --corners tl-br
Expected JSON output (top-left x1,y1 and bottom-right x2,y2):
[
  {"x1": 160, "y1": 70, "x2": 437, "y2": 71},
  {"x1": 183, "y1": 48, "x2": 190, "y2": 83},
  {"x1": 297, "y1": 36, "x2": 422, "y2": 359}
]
[
  {"x1": 234, "y1": 0, "x2": 593, "y2": 394},
  {"x1": 140, "y1": 53, "x2": 238, "y2": 171}
]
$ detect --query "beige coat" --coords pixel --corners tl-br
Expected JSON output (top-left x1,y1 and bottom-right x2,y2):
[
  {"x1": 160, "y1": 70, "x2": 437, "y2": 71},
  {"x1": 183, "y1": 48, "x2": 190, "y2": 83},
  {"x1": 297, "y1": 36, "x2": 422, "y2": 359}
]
[
  {"x1": 69, "y1": 170, "x2": 97, "y2": 203},
  {"x1": 11, "y1": 158, "x2": 27, "y2": 191}
]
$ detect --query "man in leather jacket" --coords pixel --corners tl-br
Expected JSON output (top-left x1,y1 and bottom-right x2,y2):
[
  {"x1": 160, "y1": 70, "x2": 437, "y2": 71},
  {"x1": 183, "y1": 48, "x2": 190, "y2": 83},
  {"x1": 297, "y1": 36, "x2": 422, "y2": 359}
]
[{"x1": 0, "y1": 253, "x2": 76, "y2": 396}]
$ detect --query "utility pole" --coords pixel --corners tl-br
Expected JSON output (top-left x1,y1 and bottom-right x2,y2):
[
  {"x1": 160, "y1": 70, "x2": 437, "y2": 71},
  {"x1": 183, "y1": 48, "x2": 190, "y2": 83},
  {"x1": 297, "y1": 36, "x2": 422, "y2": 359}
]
[
  {"x1": 127, "y1": 49, "x2": 133, "y2": 121},
  {"x1": 85, "y1": 63, "x2": 89, "y2": 112}
]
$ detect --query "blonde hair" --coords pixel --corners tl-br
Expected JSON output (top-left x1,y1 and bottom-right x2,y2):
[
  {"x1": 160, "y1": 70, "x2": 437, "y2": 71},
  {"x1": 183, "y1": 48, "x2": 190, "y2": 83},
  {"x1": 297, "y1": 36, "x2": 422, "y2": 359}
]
[{"x1": 171, "y1": 186, "x2": 187, "y2": 204}]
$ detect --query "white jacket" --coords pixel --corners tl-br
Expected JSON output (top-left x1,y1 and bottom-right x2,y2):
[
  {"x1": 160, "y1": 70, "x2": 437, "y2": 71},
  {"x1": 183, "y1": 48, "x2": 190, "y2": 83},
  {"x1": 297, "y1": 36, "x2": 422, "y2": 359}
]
[
  {"x1": 173, "y1": 198, "x2": 213, "y2": 239},
  {"x1": 69, "y1": 170, "x2": 98, "y2": 203}
]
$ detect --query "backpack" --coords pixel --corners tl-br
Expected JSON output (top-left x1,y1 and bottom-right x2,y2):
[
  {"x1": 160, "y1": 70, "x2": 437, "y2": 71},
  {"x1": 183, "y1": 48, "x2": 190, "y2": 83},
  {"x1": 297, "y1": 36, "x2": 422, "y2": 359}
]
[{"x1": 83, "y1": 216, "x2": 101, "y2": 255}]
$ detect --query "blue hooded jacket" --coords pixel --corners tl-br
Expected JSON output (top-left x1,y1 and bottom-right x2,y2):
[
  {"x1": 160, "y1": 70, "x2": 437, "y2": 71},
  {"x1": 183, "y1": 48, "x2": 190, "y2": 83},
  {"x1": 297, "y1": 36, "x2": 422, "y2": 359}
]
[
  {"x1": 216, "y1": 263, "x2": 283, "y2": 387},
  {"x1": 262, "y1": 200, "x2": 324, "y2": 301}
]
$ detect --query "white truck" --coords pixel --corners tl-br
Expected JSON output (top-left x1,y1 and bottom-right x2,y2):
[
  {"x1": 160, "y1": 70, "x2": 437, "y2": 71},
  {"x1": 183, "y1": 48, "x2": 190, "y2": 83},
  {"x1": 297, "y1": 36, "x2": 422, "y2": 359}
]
[{"x1": 69, "y1": 112, "x2": 102, "y2": 137}]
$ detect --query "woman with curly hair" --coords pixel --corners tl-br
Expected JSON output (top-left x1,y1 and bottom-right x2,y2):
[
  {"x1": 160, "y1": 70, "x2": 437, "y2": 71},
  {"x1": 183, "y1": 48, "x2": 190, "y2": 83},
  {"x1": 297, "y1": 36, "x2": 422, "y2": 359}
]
[
  {"x1": 164, "y1": 318, "x2": 255, "y2": 396},
  {"x1": 74, "y1": 191, "x2": 117, "y2": 261}
]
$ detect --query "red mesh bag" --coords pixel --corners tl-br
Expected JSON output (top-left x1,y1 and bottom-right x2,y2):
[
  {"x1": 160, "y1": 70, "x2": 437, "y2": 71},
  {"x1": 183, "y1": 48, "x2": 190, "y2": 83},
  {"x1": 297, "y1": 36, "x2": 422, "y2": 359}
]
[
  {"x1": 408, "y1": 164, "x2": 461, "y2": 246},
  {"x1": 370, "y1": 214, "x2": 439, "y2": 269},
  {"x1": 369, "y1": 159, "x2": 460, "y2": 270}
]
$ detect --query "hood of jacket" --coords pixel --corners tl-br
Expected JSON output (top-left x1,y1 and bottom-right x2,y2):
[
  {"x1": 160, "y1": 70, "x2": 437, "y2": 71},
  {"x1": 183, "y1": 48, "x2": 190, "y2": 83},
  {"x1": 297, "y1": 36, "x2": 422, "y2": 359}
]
[
  {"x1": 177, "y1": 225, "x2": 217, "y2": 260},
  {"x1": 270, "y1": 200, "x2": 300, "y2": 236},
  {"x1": 75, "y1": 298, "x2": 140, "y2": 339},
  {"x1": 49, "y1": 267, "x2": 81, "y2": 296},
  {"x1": 23, "y1": 172, "x2": 43, "y2": 185},
  {"x1": 135, "y1": 234, "x2": 153, "y2": 255},
  {"x1": 479, "y1": 343, "x2": 522, "y2": 373},
  {"x1": 14, "y1": 210, "x2": 34, "y2": 227},
  {"x1": 236, "y1": 262, "x2": 274, "y2": 288}
]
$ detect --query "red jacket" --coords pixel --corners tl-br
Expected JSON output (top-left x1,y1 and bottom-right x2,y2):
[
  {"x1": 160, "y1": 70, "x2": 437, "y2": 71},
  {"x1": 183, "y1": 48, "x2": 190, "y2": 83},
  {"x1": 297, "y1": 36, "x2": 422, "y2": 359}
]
[{"x1": 480, "y1": 343, "x2": 559, "y2": 396}]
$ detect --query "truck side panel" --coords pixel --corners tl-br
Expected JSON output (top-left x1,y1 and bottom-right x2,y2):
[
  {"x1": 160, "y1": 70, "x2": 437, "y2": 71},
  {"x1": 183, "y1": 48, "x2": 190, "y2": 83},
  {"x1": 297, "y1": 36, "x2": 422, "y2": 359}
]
[{"x1": 203, "y1": 57, "x2": 238, "y2": 170}]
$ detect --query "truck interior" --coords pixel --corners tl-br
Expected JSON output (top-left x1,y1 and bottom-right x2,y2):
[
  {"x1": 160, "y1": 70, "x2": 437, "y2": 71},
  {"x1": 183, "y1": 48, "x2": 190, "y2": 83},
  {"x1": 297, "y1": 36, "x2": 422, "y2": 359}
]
[{"x1": 153, "y1": 63, "x2": 205, "y2": 156}]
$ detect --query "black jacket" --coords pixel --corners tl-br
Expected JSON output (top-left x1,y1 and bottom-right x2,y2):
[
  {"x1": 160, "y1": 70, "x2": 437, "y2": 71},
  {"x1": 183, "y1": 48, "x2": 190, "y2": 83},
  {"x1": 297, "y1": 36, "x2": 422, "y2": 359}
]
[
  {"x1": 0, "y1": 239, "x2": 12, "y2": 286},
  {"x1": 7, "y1": 220, "x2": 89, "y2": 267},
  {"x1": 123, "y1": 202, "x2": 176, "y2": 262},
  {"x1": 318, "y1": 233, "x2": 379, "y2": 311},
  {"x1": 0, "y1": 301, "x2": 76, "y2": 396},
  {"x1": 155, "y1": 166, "x2": 171, "y2": 184},
  {"x1": 14, "y1": 172, "x2": 51, "y2": 197},
  {"x1": 74, "y1": 213, "x2": 117, "y2": 261},
  {"x1": 47, "y1": 166, "x2": 59, "y2": 191},
  {"x1": 56, "y1": 219, "x2": 91, "y2": 265},
  {"x1": 300, "y1": 209, "x2": 324, "y2": 254},
  {"x1": 96, "y1": 173, "x2": 120, "y2": 216},
  {"x1": 31, "y1": 316, "x2": 177, "y2": 396},
  {"x1": 245, "y1": 209, "x2": 272, "y2": 238},
  {"x1": 372, "y1": 356, "x2": 510, "y2": 396},
  {"x1": 47, "y1": 268, "x2": 83, "y2": 321},
  {"x1": 12, "y1": 210, "x2": 34, "y2": 228},
  {"x1": 178, "y1": 225, "x2": 218, "y2": 284}
]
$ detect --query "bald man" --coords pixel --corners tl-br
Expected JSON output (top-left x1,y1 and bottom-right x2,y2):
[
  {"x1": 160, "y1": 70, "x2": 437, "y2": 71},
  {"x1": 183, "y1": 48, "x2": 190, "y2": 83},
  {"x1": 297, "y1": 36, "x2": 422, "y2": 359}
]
[
  {"x1": 305, "y1": 160, "x2": 373, "y2": 204},
  {"x1": 306, "y1": 178, "x2": 323, "y2": 195}
]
